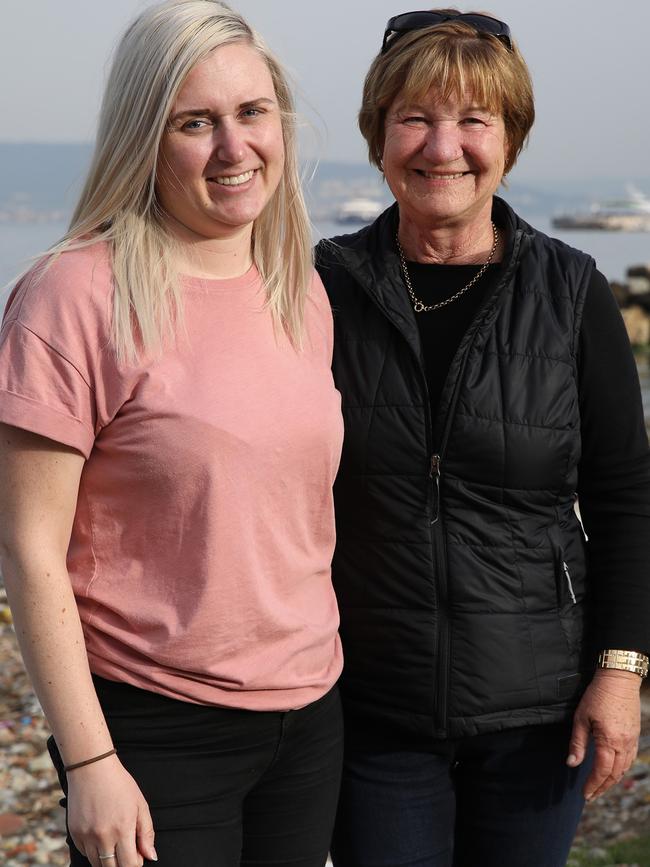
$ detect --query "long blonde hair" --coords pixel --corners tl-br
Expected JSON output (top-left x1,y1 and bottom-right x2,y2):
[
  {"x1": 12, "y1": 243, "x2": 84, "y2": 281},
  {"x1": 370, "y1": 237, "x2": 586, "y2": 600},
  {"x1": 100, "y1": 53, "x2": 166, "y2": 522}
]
[{"x1": 48, "y1": 0, "x2": 312, "y2": 361}]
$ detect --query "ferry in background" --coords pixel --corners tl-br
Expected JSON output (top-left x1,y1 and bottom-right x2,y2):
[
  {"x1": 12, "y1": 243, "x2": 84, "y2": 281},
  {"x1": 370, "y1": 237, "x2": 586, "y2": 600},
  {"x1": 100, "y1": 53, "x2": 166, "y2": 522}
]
[
  {"x1": 336, "y1": 198, "x2": 383, "y2": 225},
  {"x1": 552, "y1": 187, "x2": 650, "y2": 232}
]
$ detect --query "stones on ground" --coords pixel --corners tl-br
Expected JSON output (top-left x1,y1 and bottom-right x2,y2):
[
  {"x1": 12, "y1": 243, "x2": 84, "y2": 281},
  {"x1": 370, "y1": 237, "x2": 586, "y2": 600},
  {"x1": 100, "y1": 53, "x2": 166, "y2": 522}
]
[{"x1": 0, "y1": 814, "x2": 26, "y2": 836}]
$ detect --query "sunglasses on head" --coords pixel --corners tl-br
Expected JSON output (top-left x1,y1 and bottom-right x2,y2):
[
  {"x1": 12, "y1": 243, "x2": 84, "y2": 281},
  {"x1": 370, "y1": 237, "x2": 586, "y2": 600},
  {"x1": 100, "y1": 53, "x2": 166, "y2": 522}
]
[{"x1": 381, "y1": 11, "x2": 513, "y2": 54}]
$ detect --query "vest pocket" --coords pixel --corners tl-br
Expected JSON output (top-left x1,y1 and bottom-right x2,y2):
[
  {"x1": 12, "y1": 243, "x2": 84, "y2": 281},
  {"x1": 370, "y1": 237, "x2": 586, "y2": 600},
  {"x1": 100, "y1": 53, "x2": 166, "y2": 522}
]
[
  {"x1": 556, "y1": 566, "x2": 584, "y2": 657},
  {"x1": 561, "y1": 559, "x2": 577, "y2": 605},
  {"x1": 548, "y1": 526, "x2": 584, "y2": 656}
]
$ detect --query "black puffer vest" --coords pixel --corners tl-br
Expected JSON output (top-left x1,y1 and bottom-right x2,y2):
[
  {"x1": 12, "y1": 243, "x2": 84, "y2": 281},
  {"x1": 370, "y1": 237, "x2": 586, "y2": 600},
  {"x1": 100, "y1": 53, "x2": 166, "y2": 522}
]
[{"x1": 316, "y1": 197, "x2": 596, "y2": 739}]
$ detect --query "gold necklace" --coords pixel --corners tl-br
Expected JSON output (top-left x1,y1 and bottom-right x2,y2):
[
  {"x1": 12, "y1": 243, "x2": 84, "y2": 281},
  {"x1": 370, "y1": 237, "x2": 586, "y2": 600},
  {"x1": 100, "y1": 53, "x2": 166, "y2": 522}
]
[{"x1": 396, "y1": 222, "x2": 499, "y2": 313}]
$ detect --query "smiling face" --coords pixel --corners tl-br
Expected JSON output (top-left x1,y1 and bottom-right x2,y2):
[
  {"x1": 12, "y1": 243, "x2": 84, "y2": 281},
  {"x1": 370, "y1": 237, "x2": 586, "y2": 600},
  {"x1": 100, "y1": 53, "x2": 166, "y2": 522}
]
[
  {"x1": 156, "y1": 41, "x2": 285, "y2": 244},
  {"x1": 382, "y1": 89, "x2": 507, "y2": 234}
]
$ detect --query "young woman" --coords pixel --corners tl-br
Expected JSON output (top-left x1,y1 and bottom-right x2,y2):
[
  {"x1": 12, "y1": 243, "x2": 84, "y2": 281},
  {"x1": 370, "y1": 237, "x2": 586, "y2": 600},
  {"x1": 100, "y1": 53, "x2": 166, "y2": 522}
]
[{"x1": 0, "y1": 3, "x2": 343, "y2": 866}]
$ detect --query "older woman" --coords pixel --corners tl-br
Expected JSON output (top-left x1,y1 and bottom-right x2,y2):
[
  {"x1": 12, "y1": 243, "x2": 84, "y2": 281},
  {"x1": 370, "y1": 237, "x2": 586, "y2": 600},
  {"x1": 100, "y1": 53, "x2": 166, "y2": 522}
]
[
  {"x1": 316, "y1": 9, "x2": 650, "y2": 866},
  {"x1": 0, "y1": 2, "x2": 343, "y2": 866}
]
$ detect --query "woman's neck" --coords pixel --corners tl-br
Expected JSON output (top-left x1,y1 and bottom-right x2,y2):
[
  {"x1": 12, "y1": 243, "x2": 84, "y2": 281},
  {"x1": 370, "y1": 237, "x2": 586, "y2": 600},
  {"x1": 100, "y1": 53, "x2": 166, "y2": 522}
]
[
  {"x1": 397, "y1": 212, "x2": 503, "y2": 265},
  {"x1": 163, "y1": 214, "x2": 254, "y2": 279}
]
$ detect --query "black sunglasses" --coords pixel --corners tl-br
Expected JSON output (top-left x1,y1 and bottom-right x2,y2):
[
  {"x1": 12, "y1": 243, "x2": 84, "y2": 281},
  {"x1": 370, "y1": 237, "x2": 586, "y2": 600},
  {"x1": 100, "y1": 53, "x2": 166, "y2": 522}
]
[{"x1": 381, "y1": 11, "x2": 513, "y2": 54}]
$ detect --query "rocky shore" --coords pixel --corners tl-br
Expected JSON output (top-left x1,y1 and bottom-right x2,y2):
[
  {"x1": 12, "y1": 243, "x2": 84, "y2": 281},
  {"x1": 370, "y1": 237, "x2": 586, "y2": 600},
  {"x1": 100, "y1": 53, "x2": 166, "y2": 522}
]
[
  {"x1": 614, "y1": 264, "x2": 650, "y2": 350},
  {"x1": 1, "y1": 586, "x2": 649, "y2": 866}
]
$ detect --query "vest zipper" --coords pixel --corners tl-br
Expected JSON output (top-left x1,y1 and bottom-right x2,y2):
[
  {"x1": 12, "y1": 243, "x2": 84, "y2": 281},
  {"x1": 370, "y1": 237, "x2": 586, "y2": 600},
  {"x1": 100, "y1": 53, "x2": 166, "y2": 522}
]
[
  {"x1": 430, "y1": 452, "x2": 449, "y2": 732},
  {"x1": 430, "y1": 454, "x2": 441, "y2": 524},
  {"x1": 429, "y1": 329, "x2": 479, "y2": 734},
  {"x1": 563, "y1": 561, "x2": 577, "y2": 604}
]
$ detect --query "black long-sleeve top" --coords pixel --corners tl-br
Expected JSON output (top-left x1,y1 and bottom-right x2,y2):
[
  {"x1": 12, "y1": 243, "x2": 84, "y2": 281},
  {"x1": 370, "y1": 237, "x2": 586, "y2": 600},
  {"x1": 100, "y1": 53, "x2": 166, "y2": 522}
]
[{"x1": 403, "y1": 228, "x2": 650, "y2": 657}]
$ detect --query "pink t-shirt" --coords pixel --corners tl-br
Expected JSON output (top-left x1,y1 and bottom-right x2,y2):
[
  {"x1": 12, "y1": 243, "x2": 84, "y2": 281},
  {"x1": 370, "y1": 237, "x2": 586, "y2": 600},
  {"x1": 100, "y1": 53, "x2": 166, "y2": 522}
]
[{"x1": 0, "y1": 243, "x2": 343, "y2": 710}]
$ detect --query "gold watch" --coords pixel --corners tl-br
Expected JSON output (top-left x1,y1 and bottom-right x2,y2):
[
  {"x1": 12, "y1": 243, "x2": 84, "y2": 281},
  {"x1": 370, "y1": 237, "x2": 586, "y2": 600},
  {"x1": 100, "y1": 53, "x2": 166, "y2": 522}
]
[{"x1": 598, "y1": 649, "x2": 649, "y2": 679}]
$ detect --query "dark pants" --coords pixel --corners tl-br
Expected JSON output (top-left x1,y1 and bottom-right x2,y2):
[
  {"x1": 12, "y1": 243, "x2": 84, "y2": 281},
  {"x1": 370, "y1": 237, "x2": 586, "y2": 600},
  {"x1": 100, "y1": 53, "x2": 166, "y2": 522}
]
[
  {"x1": 49, "y1": 676, "x2": 343, "y2": 867},
  {"x1": 331, "y1": 723, "x2": 592, "y2": 867}
]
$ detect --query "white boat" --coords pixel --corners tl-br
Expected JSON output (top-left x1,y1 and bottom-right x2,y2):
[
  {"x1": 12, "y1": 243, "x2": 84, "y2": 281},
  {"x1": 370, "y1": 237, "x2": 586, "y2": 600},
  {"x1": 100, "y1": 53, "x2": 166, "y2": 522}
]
[
  {"x1": 552, "y1": 188, "x2": 650, "y2": 232},
  {"x1": 336, "y1": 198, "x2": 383, "y2": 225}
]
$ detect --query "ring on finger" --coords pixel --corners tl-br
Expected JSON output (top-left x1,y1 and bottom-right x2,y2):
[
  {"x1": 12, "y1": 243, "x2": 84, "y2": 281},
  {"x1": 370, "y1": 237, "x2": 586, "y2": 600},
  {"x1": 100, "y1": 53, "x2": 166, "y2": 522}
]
[{"x1": 98, "y1": 854, "x2": 117, "y2": 862}]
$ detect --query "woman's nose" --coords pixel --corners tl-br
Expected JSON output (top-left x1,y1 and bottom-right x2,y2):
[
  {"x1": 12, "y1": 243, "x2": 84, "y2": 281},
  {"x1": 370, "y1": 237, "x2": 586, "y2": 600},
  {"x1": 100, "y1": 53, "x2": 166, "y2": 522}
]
[
  {"x1": 421, "y1": 123, "x2": 463, "y2": 164},
  {"x1": 214, "y1": 122, "x2": 246, "y2": 165}
]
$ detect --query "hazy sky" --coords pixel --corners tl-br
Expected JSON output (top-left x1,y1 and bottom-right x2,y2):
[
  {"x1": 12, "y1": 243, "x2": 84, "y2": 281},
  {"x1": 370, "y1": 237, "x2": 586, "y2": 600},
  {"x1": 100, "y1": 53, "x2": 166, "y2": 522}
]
[{"x1": 3, "y1": 0, "x2": 648, "y2": 184}]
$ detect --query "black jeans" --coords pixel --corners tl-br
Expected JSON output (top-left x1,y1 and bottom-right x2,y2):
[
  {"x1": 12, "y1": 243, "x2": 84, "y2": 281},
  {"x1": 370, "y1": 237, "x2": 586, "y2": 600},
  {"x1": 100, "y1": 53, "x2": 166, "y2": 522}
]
[
  {"x1": 49, "y1": 676, "x2": 343, "y2": 867},
  {"x1": 331, "y1": 723, "x2": 593, "y2": 867}
]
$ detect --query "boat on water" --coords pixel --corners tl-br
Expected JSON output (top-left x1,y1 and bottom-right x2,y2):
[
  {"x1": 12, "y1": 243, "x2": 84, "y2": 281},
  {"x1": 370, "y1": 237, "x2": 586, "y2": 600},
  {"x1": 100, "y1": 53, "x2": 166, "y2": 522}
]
[
  {"x1": 552, "y1": 188, "x2": 650, "y2": 232},
  {"x1": 336, "y1": 198, "x2": 384, "y2": 225}
]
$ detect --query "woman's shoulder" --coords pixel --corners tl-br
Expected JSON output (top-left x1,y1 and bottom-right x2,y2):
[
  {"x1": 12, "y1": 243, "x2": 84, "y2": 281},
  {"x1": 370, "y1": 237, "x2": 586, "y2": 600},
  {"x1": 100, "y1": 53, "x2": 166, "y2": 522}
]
[
  {"x1": 1, "y1": 239, "x2": 115, "y2": 369},
  {"x1": 305, "y1": 268, "x2": 333, "y2": 321},
  {"x1": 3, "y1": 239, "x2": 113, "y2": 334},
  {"x1": 308, "y1": 268, "x2": 329, "y2": 305},
  {"x1": 302, "y1": 269, "x2": 334, "y2": 351}
]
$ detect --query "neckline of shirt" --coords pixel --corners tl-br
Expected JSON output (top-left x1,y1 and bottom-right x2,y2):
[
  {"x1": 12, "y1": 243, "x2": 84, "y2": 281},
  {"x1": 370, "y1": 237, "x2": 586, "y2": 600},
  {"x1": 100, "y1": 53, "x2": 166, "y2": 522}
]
[{"x1": 181, "y1": 263, "x2": 261, "y2": 293}]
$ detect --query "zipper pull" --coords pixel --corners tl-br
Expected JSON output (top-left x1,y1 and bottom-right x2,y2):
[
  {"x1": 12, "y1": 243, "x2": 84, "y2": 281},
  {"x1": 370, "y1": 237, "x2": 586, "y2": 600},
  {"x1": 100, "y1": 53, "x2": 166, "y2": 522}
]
[
  {"x1": 430, "y1": 454, "x2": 441, "y2": 524},
  {"x1": 563, "y1": 561, "x2": 577, "y2": 604}
]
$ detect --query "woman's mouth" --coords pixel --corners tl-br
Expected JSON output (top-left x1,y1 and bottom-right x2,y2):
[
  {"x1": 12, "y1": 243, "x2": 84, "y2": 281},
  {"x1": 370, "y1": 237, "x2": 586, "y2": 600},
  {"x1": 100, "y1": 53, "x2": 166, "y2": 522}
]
[
  {"x1": 210, "y1": 169, "x2": 258, "y2": 186},
  {"x1": 415, "y1": 170, "x2": 467, "y2": 180}
]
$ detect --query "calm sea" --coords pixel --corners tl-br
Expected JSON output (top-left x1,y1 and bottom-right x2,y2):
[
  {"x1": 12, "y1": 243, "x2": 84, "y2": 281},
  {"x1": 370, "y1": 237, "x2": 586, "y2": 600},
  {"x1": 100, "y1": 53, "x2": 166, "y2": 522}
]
[{"x1": 1, "y1": 214, "x2": 648, "y2": 426}]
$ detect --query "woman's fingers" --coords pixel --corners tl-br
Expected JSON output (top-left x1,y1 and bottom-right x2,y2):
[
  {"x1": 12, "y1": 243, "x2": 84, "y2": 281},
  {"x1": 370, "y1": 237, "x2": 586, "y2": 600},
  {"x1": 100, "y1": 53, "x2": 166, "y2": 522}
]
[
  {"x1": 95, "y1": 851, "x2": 119, "y2": 867},
  {"x1": 584, "y1": 739, "x2": 619, "y2": 800},
  {"x1": 72, "y1": 842, "x2": 117, "y2": 867},
  {"x1": 566, "y1": 713, "x2": 590, "y2": 767},
  {"x1": 136, "y1": 802, "x2": 158, "y2": 862},
  {"x1": 72, "y1": 837, "x2": 144, "y2": 867},
  {"x1": 114, "y1": 836, "x2": 145, "y2": 867},
  {"x1": 586, "y1": 738, "x2": 639, "y2": 800}
]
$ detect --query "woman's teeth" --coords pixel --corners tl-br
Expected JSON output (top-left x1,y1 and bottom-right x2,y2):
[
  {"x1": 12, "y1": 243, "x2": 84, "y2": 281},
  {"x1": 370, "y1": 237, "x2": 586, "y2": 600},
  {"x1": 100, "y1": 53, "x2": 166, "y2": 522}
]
[
  {"x1": 420, "y1": 171, "x2": 465, "y2": 179},
  {"x1": 214, "y1": 170, "x2": 255, "y2": 186}
]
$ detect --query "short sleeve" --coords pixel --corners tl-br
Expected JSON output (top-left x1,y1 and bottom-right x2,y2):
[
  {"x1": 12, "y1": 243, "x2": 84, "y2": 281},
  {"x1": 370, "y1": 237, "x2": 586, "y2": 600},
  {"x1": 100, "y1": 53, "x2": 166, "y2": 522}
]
[
  {"x1": 0, "y1": 245, "x2": 115, "y2": 459},
  {"x1": 0, "y1": 319, "x2": 96, "y2": 457}
]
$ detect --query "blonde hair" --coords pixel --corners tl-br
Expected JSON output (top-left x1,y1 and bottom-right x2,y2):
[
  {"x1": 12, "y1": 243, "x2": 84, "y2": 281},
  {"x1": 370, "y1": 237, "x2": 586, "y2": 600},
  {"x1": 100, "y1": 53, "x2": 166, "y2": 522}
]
[
  {"x1": 47, "y1": 0, "x2": 312, "y2": 361},
  {"x1": 360, "y1": 9, "x2": 534, "y2": 176}
]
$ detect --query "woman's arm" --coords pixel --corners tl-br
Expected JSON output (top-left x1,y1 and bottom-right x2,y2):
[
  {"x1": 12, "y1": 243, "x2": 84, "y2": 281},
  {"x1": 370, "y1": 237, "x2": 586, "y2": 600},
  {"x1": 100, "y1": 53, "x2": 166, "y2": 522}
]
[
  {"x1": 0, "y1": 423, "x2": 157, "y2": 867},
  {"x1": 577, "y1": 270, "x2": 650, "y2": 655},
  {"x1": 569, "y1": 270, "x2": 650, "y2": 799}
]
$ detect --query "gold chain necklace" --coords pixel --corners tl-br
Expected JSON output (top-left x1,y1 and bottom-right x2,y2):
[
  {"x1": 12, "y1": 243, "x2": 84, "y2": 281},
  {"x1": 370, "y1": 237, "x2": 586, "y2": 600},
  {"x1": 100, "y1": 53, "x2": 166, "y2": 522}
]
[{"x1": 396, "y1": 222, "x2": 499, "y2": 313}]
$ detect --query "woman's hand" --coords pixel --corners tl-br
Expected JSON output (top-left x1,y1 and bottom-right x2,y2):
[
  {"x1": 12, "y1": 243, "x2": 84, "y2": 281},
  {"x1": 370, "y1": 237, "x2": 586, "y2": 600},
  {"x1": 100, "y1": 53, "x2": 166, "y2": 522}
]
[
  {"x1": 567, "y1": 668, "x2": 641, "y2": 800},
  {"x1": 67, "y1": 757, "x2": 157, "y2": 867}
]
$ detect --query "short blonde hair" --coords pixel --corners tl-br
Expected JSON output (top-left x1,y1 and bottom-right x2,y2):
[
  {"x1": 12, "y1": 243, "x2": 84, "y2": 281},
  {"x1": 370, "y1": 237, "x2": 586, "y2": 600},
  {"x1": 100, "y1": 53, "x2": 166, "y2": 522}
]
[
  {"x1": 359, "y1": 9, "x2": 534, "y2": 176},
  {"x1": 50, "y1": 0, "x2": 312, "y2": 360}
]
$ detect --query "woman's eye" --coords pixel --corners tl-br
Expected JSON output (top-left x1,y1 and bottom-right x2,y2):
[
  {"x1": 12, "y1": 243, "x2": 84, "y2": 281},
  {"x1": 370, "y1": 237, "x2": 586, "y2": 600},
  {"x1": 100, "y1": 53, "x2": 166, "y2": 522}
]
[
  {"x1": 462, "y1": 116, "x2": 486, "y2": 126},
  {"x1": 182, "y1": 119, "x2": 210, "y2": 131},
  {"x1": 241, "y1": 107, "x2": 263, "y2": 119},
  {"x1": 403, "y1": 116, "x2": 427, "y2": 126}
]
